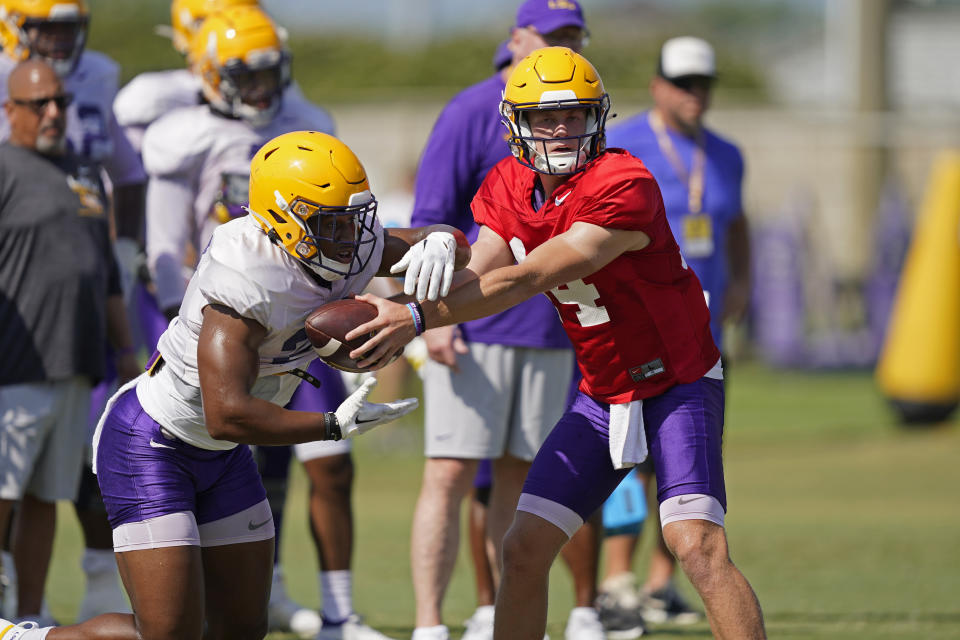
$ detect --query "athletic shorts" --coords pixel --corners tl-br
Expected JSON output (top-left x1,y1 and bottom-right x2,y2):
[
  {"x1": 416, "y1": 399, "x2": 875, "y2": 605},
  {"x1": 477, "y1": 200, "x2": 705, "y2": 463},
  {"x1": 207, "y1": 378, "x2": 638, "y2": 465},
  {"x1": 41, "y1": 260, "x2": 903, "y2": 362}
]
[
  {"x1": 289, "y1": 359, "x2": 351, "y2": 461},
  {"x1": 95, "y1": 388, "x2": 267, "y2": 530},
  {"x1": 422, "y1": 343, "x2": 574, "y2": 460},
  {"x1": 0, "y1": 377, "x2": 91, "y2": 502},
  {"x1": 521, "y1": 377, "x2": 726, "y2": 529}
]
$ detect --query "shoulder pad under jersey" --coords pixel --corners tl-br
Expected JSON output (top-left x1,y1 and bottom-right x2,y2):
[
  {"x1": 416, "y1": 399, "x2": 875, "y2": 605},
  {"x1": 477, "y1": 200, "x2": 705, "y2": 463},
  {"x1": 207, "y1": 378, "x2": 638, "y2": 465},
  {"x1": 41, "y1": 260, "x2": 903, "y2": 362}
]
[{"x1": 141, "y1": 104, "x2": 220, "y2": 177}]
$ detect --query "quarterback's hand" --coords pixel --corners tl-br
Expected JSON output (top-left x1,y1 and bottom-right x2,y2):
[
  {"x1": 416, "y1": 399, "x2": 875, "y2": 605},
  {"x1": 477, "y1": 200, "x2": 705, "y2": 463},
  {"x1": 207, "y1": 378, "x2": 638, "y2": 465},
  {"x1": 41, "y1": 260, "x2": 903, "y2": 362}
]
[
  {"x1": 333, "y1": 377, "x2": 418, "y2": 439},
  {"x1": 345, "y1": 293, "x2": 419, "y2": 370},
  {"x1": 389, "y1": 231, "x2": 457, "y2": 301}
]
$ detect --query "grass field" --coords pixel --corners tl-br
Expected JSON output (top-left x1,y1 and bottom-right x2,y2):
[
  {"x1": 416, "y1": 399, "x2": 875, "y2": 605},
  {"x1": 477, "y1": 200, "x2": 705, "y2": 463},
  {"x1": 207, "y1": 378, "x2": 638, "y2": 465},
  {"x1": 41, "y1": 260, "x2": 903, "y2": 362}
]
[{"x1": 41, "y1": 362, "x2": 960, "y2": 639}]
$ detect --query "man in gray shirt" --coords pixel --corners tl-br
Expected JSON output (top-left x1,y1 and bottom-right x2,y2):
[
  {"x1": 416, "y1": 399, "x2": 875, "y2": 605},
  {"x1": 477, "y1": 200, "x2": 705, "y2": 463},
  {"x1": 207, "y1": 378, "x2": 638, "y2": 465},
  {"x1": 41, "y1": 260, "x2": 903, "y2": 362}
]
[{"x1": 0, "y1": 59, "x2": 138, "y2": 624}]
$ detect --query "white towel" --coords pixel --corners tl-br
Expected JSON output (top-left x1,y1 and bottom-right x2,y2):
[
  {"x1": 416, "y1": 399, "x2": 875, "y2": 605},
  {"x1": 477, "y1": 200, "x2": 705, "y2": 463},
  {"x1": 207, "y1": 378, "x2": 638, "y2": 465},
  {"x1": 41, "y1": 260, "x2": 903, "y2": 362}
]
[{"x1": 608, "y1": 400, "x2": 648, "y2": 470}]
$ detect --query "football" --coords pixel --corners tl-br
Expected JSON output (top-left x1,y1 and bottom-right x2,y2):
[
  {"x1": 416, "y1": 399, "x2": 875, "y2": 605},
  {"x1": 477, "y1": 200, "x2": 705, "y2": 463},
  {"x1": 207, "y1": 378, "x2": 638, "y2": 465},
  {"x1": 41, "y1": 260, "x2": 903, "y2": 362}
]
[{"x1": 305, "y1": 298, "x2": 379, "y2": 373}]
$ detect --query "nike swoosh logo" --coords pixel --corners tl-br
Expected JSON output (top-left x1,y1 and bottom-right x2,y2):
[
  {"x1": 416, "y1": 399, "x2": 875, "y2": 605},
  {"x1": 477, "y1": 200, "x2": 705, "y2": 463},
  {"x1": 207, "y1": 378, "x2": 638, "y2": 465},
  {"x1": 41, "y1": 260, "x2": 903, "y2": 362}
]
[
  {"x1": 356, "y1": 418, "x2": 379, "y2": 424},
  {"x1": 677, "y1": 496, "x2": 705, "y2": 505},
  {"x1": 149, "y1": 439, "x2": 175, "y2": 449},
  {"x1": 248, "y1": 518, "x2": 271, "y2": 531},
  {"x1": 555, "y1": 192, "x2": 570, "y2": 206}
]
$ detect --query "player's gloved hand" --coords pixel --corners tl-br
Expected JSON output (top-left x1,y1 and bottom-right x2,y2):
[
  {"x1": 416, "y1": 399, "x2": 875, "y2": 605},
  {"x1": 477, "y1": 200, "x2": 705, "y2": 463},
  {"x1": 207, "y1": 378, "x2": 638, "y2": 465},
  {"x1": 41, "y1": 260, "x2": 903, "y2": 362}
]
[
  {"x1": 389, "y1": 231, "x2": 457, "y2": 301},
  {"x1": 332, "y1": 377, "x2": 419, "y2": 439}
]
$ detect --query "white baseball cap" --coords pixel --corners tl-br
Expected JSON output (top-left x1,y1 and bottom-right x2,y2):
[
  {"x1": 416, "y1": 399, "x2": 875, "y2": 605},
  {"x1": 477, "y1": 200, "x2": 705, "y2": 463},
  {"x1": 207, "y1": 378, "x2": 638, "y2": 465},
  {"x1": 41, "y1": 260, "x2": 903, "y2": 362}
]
[{"x1": 658, "y1": 36, "x2": 717, "y2": 80}]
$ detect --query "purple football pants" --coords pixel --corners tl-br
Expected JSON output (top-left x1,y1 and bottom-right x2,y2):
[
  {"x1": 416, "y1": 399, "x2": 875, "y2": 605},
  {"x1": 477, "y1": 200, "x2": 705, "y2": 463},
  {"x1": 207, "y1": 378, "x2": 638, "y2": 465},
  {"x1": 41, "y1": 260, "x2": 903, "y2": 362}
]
[
  {"x1": 522, "y1": 377, "x2": 726, "y2": 522},
  {"x1": 96, "y1": 388, "x2": 266, "y2": 529}
]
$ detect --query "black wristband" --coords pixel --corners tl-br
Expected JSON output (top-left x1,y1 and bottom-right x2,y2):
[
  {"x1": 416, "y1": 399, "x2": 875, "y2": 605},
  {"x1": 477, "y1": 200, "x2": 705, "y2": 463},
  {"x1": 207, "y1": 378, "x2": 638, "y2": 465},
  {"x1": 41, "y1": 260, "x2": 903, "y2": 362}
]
[
  {"x1": 323, "y1": 412, "x2": 342, "y2": 441},
  {"x1": 412, "y1": 300, "x2": 426, "y2": 332}
]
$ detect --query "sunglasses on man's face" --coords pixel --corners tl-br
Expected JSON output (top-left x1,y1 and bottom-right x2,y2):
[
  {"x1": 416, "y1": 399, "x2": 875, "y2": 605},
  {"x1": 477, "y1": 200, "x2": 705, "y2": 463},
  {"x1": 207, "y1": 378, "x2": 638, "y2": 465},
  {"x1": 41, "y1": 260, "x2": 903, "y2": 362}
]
[
  {"x1": 668, "y1": 76, "x2": 714, "y2": 94},
  {"x1": 12, "y1": 93, "x2": 73, "y2": 115}
]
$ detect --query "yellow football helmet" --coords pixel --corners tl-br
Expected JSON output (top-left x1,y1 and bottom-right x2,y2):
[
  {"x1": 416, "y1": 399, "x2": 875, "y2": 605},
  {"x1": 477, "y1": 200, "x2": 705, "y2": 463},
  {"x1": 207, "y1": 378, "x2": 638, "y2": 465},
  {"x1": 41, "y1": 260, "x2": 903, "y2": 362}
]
[
  {"x1": 190, "y1": 5, "x2": 289, "y2": 128},
  {"x1": 169, "y1": 0, "x2": 257, "y2": 55},
  {"x1": 500, "y1": 46, "x2": 610, "y2": 175},
  {"x1": 247, "y1": 131, "x2": 379, "y2": 281},
  {"x1": 0, "y1": 0, "x2": 89, "y2": 77}
]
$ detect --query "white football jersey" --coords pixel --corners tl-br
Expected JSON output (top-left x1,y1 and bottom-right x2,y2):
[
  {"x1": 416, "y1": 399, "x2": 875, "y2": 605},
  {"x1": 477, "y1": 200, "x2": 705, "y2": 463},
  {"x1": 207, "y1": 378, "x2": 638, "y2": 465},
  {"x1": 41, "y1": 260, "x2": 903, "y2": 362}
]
[
  {"x1": 0, "y1": 50, "x2": 146, "y2": 186},
  {"x1": 136, "y1": 215, "x2": 385, "y2": 450},
  {"x1": 114, "y1": 70, "x2": 322, "y2": 155},
  {"x1": 112, "y1": 68, "x2": 200, "y2": 154},
  {"x1": 142, "y1": 96, "x2": 336, "y2": 310}
]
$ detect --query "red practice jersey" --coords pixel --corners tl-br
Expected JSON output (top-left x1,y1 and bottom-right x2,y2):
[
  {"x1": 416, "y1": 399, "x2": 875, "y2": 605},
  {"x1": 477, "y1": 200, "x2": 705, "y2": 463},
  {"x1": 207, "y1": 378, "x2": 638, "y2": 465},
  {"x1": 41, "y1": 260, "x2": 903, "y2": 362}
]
[{"x1": 472, "y1": 149, "x2": 720, "y2": 403}]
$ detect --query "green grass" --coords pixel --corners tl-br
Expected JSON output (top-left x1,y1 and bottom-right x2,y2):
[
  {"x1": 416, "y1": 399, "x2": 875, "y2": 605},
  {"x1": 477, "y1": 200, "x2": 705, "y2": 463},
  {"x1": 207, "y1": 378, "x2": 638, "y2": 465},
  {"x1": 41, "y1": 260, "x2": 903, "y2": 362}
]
[{"x1": 43, "y1": 362, "x2": 960, "y2": 638}]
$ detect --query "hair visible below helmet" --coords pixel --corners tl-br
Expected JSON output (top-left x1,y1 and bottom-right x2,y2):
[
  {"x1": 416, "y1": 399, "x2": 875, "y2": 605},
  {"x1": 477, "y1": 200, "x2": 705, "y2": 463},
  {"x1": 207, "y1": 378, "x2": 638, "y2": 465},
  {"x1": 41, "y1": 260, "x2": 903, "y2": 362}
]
[
  {"x1": 169, "y1": 0, "x2": 257, "y2": 55},
  {"x1": 190, "y1": 4, "x2": 289, "y2": 128},
  {"x1": 247, "y1": 131, "x2": 379, "y2": 282},
  {"x1": 0, "y1": 0, "x2": 89, "y2": 77},
  {"x1": 500, "y1": 46, "x2": 610, "y2": 175}
]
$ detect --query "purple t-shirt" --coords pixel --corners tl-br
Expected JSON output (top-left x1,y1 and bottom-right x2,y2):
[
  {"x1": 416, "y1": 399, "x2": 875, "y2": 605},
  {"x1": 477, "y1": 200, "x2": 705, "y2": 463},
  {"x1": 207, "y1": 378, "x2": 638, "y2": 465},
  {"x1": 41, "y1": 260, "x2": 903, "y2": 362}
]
[
  {"x1": 607, "y1": 111, "x2": 745, "y2": 347},
  {"x1": 411, "y1": 74, "x2": 570, "y2": 349}
]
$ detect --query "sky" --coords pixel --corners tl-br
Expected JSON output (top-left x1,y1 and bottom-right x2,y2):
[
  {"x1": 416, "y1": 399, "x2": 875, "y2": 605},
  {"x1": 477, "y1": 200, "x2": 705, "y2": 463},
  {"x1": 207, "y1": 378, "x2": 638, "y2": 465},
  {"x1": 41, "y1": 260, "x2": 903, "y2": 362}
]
[{"x1": 262, "y1": 0, "x2": 826, "y2": 36}]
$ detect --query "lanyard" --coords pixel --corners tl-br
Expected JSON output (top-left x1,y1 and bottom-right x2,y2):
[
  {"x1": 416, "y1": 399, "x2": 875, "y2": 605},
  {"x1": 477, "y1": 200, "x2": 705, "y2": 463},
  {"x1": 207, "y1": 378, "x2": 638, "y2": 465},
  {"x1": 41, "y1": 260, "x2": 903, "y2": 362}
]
[{"x1": 649, "y1": 110, "x2": 706, "y2": 214}]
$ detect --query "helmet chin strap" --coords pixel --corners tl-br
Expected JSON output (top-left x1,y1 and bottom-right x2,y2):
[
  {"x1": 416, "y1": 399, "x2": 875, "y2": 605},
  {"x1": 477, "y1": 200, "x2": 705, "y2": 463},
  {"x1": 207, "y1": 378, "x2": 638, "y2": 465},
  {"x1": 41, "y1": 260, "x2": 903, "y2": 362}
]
[{"x1": 305, "y1": 255, "x2": 349, "y2": 282}]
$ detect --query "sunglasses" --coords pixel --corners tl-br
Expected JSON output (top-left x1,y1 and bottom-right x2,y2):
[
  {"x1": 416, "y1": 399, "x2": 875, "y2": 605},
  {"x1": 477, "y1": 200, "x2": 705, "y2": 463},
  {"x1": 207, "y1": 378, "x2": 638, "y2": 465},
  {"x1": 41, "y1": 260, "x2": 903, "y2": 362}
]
[
  {"x1": 667, "y1": 76, "x2": 714, "y2": 93},
  {"x1": 11, "y1": 93, "x2": 73, "y2": 115}
]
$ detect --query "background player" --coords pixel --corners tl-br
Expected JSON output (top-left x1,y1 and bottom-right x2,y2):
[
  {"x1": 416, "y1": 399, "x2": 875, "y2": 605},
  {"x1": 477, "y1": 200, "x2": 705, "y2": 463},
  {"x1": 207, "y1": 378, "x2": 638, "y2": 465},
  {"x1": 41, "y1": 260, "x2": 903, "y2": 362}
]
[
  {"x1": 346, "y1": 46, "x2": 766, "y2": 640},
  {"x1": 602, "y1": 35, "x2": 751, "y2": 627}
]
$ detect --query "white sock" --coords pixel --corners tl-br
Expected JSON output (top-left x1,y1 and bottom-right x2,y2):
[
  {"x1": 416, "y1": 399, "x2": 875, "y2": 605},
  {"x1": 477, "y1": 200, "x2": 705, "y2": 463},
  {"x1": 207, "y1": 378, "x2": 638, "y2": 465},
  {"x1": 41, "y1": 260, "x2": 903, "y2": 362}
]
[
  {"x1": 319, "y1": 570, "x2": 352, "y2": 622},
  {"x1": 411, "y1": 625, "x2": 450, "y2": 640}
]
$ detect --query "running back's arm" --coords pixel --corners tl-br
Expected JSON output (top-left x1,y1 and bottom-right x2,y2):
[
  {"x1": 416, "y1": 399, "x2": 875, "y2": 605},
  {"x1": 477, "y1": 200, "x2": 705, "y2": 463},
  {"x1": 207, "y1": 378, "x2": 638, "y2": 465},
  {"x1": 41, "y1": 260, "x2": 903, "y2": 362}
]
[{"x1": 197, "y1": 304, "x2": 330, "y2": 444}]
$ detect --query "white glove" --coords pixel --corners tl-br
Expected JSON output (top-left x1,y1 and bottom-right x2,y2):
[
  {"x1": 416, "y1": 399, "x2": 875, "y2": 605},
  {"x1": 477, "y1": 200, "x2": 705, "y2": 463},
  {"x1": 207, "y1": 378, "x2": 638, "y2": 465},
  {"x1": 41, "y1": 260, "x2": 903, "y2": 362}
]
[
  {"x1": 332, "y1": 377, "x2": 419, "y2": 439},
  {"x1": 390, "y1": 231, "x2": 457, "y2": 301}
]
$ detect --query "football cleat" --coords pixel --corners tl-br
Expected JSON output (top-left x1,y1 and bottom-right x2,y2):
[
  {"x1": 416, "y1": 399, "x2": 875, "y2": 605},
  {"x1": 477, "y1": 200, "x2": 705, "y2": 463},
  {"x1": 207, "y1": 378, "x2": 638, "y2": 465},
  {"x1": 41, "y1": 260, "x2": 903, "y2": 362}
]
[
  {"x1": 316, "y1": 613, "x2": 395, "y2": 640},
  {"x1": 641, "y1": 583, "x2": 702, "y2": 625},
  {"x1": 460, "y1": 605, "x2": 494, "y2": 640},
  {"x1": 267, "y1": 586, "x2": 321, "y2": 638},
  {"x1": 0, "y1": 617, "x2": 39, "y2": 640},
  {"x1": 564, "y1": 607, "x2": 605, "y2": 640}
]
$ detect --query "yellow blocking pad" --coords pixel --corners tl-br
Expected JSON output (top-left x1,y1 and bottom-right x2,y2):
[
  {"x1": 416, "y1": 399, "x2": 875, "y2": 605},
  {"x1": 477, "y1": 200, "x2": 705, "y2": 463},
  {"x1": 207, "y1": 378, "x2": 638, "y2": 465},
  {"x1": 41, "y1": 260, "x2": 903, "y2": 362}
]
[{"x1": 876, "y1": 151, "x2": 960, "y2": 414}]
